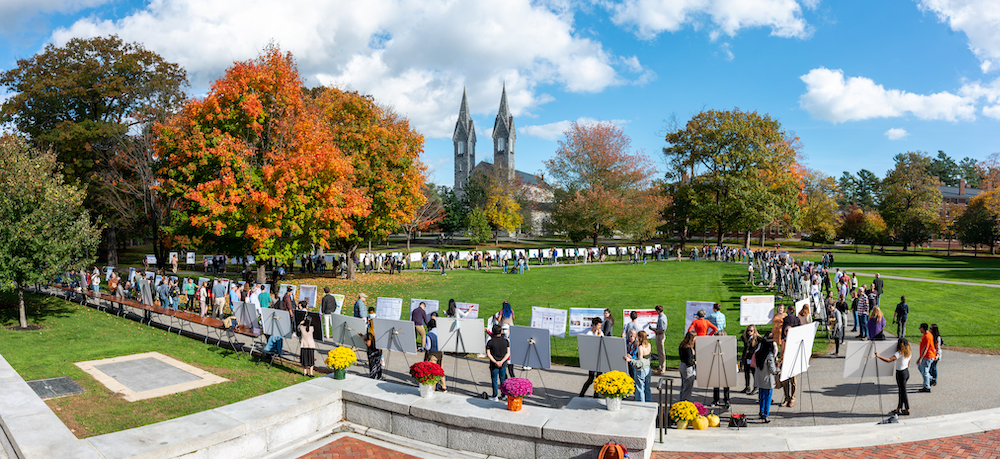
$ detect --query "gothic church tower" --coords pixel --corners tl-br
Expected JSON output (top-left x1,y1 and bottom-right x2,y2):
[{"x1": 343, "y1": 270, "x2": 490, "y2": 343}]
[
  {"x1": 453, "y1": 89, "x2": 476, "y2": 199},
  {"x1": 493, "y1": 85, "x2": 515, "y2": 181}
]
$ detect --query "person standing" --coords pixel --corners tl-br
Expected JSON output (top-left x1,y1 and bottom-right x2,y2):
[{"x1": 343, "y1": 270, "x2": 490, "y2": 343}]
[
  {"x1": 168, "y1": 279, "x2": 180, "y2": 310},
  {"x1": 893, "y1": 296, "x2": 909, "y2": 338},
  {"x1": 687, "y1": 310, "x2": 718, "y2": 337},
  {"x1": 578, "y1": 317, "x2": 605, "y2": 397},
  {"x1": 91, "y1": 266, "x2": 101, "y2": 296},
  {"x1": 321, "y1": 287, "x2": 339, "y2": 315},
  {"x1": 625, "y1": 330, "x2": 652, "y2": 402},
  {"x1": 829, "y1": 303, "x2": 846, "y2": 356},
  {"x1": 197, "y1": 281, "x2": 208, "y2": 317},
  {"x1": 210, "y1": 280, "x2": 227, "y2": 318},
  {"x1": 875, "y1": 338, "x2": 911, "y2": 416},
  {"x1": 873, "y1": 273, "x2": 884, "y2": 306},
  {"x1": 280, "y1": 286, "x2": 295, "y2": 318},
  {"x1": 650, "y1": 305, "x2": 668, "y2": 375},
  {"x1": 184, "y1": 278, "x2": 196, "y2": 310},
  {"x1": 867, "y1": 306, "x2": 886, "y2": 341},
  {"x1": 678, "y1": 331, "x2": 697, "y2": 401},
  {"x1": 423, "y1": 315, "x2": 447, "y2": 392},
  {"x1": 601, "y1": 309, "x2": 615, "y2": 337},
  {"x1": 622, "y1": 310, "x2": 641, "y2": 338},
  {"x1": 411, "y1": 301, "x2": 428, "y2": 351},
  {"x1": 708, "y1": 303, "x2": 727, "y2": 335},
  {"x1": 361, "y1": 331, "x2": 384, "y2": 380},
  {"x1": 353, "y1": 293, "x2": 367, "y2": 318},
  {"x1": 170, "y1": 253, "x2": 178, "y2": 274},
  {"x1": 298, "y1": 315, "x2": 317, "y2": 377},
  {"x1": 156, "y1": 278, "x2": 170, "y2": 308},
  {"x1": 917, "y1": 323, "x2": 937, "y2": 392},
  {"x1": 754, "y1": 337, "x2": 779, "y2": 423},
  {"x1": 856, "y1": 286, "x2": 870, "y2": 339},
  {"x1": 741, "y1": 325, "x2": 760, "y2": 394},
  {"x1": 746, "y1": 263, "x2": 755, "y2": 285},
  {"x1": 487, "y1": 325, "x2": 510, "y2": 401},
  {"x1": 930, "y1": 324, "x2": 942, "y2": 386}
]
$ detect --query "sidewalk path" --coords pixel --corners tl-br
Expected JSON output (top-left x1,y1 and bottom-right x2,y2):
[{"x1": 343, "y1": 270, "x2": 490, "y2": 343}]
[{"x1": 848, "y1": 271, "x2": 1000, "y2": 288}]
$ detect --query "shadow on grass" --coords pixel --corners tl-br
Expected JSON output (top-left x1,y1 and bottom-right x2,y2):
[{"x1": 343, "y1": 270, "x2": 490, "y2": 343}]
[{"x1": 0, "y1": 291, "x2": 76, "y2": 327}]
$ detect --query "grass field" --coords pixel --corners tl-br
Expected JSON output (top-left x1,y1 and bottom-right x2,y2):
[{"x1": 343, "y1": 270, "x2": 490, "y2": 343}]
[
  {"x1": 792, "y1": 252, "x2": 1000, "y2": 269},
  {"x1": 0, "y1": 292, "x2": 308, "y2": 438},
  {"x1": 857, "y1": 269, "x2": 1000, "y2": 285}
]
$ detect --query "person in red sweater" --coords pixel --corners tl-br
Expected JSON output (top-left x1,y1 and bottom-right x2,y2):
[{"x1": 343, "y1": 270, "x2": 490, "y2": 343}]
[
  {"x1": 917, "y1": 323, "x2": 937, "y2": 392},
  {"x1": 687, "y1": 310, "x2": 718, "y2": 336}
]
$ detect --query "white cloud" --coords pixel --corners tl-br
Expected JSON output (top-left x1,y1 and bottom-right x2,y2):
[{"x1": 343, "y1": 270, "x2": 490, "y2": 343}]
[
  {"x1": 884, "y1": 128, "x2": 908, "y2": 140},
  {"x1": 798, "y1": 67, "x2": 977, "y2": 123},
  {"x1": 609, "y1": 0, "x2": 814, "y2": 41},
  {"x1": 0, "y1": 0, "x2": 109, "y2": 30},
  {"x1": 918, "y1": 0, "x2": 1000, "y2": 73},
  {"x1": 984, "y1": 105, "x2": 1000, "y2": 119},
  {"x1": 522, "y1": 117, "x2": 629, "y2": 141},
  {"x1": 47, "y1": 0, "x2": 651, "y2": 139}
]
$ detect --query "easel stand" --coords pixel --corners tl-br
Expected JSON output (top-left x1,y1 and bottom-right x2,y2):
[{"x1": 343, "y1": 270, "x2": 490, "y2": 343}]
[
  {"x1": 383, "y1": 326, "x2": 412, "y2": 380},
  {"x1": 701, "y1": 340, "x2": 731, "y2": 414},
  {"x1": 849, "y1": 341, "x2": 885, "y2": 416},
  {"x1": 784, "y1": 340, "x2": 818, "y2": 425},
  {"x1": 594, "y1": 336, "x2": 615, "y2": 373},
  {"x1": 517, "y1": 337, "x2": 555, "y2": 407},
  {"x1": 449, "y1": 326, "x2": 482, "y2": 394}
]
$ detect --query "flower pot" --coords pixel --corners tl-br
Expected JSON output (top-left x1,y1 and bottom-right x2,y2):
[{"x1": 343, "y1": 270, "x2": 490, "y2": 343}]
[
  {"x1": 507, "y1": 396, "x2": 523, "y2": 411},
  {"x1": 676, "y1": 420, "x2": 688, "y2": 430},
  {"x1": 419, "y1": 383, "x2": 435, "y2": 399},
  {"x1": 606, "y1": 397, "x2": 622, "y2": 411},
  {"x1": 332, "y1": 369, "x2": 346, "y2": 380}
]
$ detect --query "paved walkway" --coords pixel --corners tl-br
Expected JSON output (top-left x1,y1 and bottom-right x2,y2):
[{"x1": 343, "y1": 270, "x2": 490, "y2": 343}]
[
  {"x1": 848, "y1": 271, "x2": 1000, "y2": 288},
  {"x1": 298, "y1": 437, "x2": 420, "y2": 459}
]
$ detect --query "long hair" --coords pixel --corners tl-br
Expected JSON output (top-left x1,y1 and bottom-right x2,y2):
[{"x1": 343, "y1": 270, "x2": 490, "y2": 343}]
[
  {"x1": 679, "y1": 331, "x2": 696, "y2": 349},
  {"x1": 897, "y1": 338, "x2": 911, "y2": 358},
  {"x1": 604, "y1": 308, "x2": 615, "y2": 327},
  {"x1": 637, "y1": 331, "x2": 649, "y2": 347},
  {"x1": 930, "y1": 324, "x2": 941, "y2": 341},
  {"x1": 447, "y1": 299, "x2": 457, "y2": 317},
  {"x1": 755, "y1": 337, "x2": 774, "y2": 365},
  {"x1": 870, "y1": 306, "x2": 884, "y2": 323},
  {"x1": 502, "y1": 301, "x2": 513, "y2": 319}
]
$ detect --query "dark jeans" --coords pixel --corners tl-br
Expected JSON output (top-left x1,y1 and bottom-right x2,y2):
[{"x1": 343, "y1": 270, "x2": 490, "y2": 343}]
[
  {"x1": 857, "y1": 314, "x2": 869, "y2": 338},
  {"x1": 930, "y1": 359, "x2": 939, "y2": 384},
  {"x1": 713, "y1": 387, "x2": 730, "y2": 404},
  {"x1": 743, "y1": 367, "x2": 755, "y2": 390},
  {"x1": 490, "y1": 364, "x2": 509, "y2": 398},
  {"x1": 895, "y1": 368, "x2": 910, "y2": 410},
  {"x1": 580, "y1": 371, "x2": 602, "y2": 397}
]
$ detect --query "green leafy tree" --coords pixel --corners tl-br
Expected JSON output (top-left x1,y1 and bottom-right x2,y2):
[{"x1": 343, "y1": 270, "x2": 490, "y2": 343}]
[
  {"x1": 878, "y1": 152, "x2": 942, "y2": 250},
  {"x1": 838, "y1": 169, "x2": 881, "y2": 210},
  {"x1": 957, "y1": 157, "x2": 981, "y2": 188},
  {"x1": 0, "y1": 136, "x2": 101, "y2": 328},
  {"x1": 800, "y1": 170, "x2": 841, "y2": 245},
  {"x1": 438, "y1": 186, "x2": 465, "y2": 237},
  {"x1": 663, "y1": 182, "x2": 700, "y2": 250},
  {"x1": 465, "y1": 207, "x2": 492, "y2": 244},
  {"x1": 956, "y1": 191, "x2": 1000, "y2": 255},
  {"x1": 0, "y1": 35, "x2": 188, "y2": 266},
  {"x1": 927, "y1": 150, "x2": 959, "y2": 186},
  {"x1": 664, "y1": 109, "x2": 802, "y2": 247}
]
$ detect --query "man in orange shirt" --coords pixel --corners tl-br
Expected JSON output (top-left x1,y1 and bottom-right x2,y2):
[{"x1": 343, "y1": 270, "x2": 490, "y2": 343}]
[
  {"x1": 917, "y1": 323, "x2": 937, "y2": 392},
  {"x1": 687, "y1": 310, "x2": 718, "y2": 336}
]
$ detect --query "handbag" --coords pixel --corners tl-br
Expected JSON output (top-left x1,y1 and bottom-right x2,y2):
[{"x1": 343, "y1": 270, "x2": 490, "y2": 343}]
[{"x1": 728, "y1": 414, "x2": 748, "y2": 428}]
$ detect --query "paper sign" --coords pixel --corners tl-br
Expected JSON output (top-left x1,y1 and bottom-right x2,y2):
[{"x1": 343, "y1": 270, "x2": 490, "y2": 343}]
[
  {"x1": 409, "y1": 299, "x2": 440, "y2": 317},
  {"x1": 455, "y1": 302, "x2": 479, "y2": 319},
  {"x1": 685, "y1": 301, "x2": 715, "y2": 332},
  {"x1": 740, "y1": 295, "x2": 776, "y2": 326},
  {"x1": 298, "y1": 284, "x2": 318, "y2": 309},
  {"x1": 145, "y1": 254, "x2": 157, "y2": 265},
  {"x1": 569, "y1": 307, "x2": 606, "y2": 336},
  {"x1": 529, "y1": 306, "x2": 567, "y2": 338},
  {"x1": 622, "y1": 309, "x2": 659, "y2": 339},
  {"x1": 409, "y1": 252, "x2": 422, "y2": 262},
  {"x1": 186, "y1": 252, "x2": 196, "y2": 264},
  {"x1": 375, "y1": 297, "x2": 404, "y2": 320}
]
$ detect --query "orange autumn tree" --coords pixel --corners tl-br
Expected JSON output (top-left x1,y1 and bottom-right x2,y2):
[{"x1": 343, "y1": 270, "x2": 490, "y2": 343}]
[
  {"x1": 157, "y1": 47, "x2": 367, "y2": 281},
  {"x1": 312, "y1": 88, "x2": 425, "y2": 280}
]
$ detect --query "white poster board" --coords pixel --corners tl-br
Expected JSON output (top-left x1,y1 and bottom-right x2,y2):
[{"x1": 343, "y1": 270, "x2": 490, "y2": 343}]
[
  {"x1": 169, "y1": 252, "x2": 178, "y2": 264},
  {"x1": 186, "y1": 252, "x2": 196, "y2": 264},
  {"x1": 508, "y1": 325, "x2": 551, "y2": 369},
  {"x1": 298, "y1": 284, "x2": 318, "y2": 309},
  {"x1": 375, "y1": 297, "x2": 404, "y2": 320},
  {"x1": 622, "y1": 309, "x2": 658, "y2": 339},
  {"x1": 145, "y1": 254, "x2": 157, "y2": 265},
  {"x1": 277, "y1": 284, "x2": 297, "y2": 300},
  {"x1": 739, "y1": 295, "x2": 775, "y2": 326},
  {"x1": 528, "y1": 249, "x2": 539, "y2": 258},
  {"x1": 608, "y1": 247, "x2": 618, "y2": 255},
  {"x1": 260, "y1": 308, "x2": 293, "y2": 338},
  {"x1": 455, "y1": 302, "x2": 480, "y2": 319},
  {"x1": 529, "y1": 306, "x2": 567, "y2": 338},
  {"x1": 780, "y1": 321, "x2": 819, "y2": 382},
  {"x1": 435, "y1": 318, "x2": 487, "y2": 354},
  {"x1": 577, "y1": 335, "x2": 629, "y2": 373},
  {"x1": 409, "y1": 252, "x2": 422, "y2": 262},
  {"x1": 793, "y1": 298, "x2": 810, "y2": 317},
  {"x1": 409, "y1": 299, "x2": 440, "y2": 317},
  {"x1": 372, "y1": 318, "x2": 418, "y2": 354},
  {"x1": 326, "y1": 314, "x2": 368, "y2": 348},
  {"x1": 685, "y1": 301, "x2": 715, "y2": 332},
  {"x1": 695, "y1": 336, "x2": 739, "y2": 388},
  {"x1": 843, "y1": 340, "x2": 897, "y2": 379},
  {"x1": 569, "y1": 308, "x2": 606, "y2": 336},
  {"x1": 104, "y1": 266, "x2": 114, "y2": 281}
]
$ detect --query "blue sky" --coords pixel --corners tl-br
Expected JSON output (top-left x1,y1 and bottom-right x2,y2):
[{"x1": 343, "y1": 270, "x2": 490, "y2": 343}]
[{"x1": 3, "y1": 0, "x2": 999, "y2": 188}]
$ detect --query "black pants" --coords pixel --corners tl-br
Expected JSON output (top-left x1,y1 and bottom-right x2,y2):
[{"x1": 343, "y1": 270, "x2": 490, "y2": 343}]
[
  {"x1": 895, "y1": 368, "x2": 910, "y2": 410},
  {"x1": 743, "y1": 367, "x2": 755, "y2": 390},
  {"x1": 713, "y1": 387, "x2": 730, "y2": 403},
  {"x1": 580, "y1": 371, "x2": 602, "y2": 397},
  {"x1": 833, "y1": 335, "x2": 842, "y2": 354}
]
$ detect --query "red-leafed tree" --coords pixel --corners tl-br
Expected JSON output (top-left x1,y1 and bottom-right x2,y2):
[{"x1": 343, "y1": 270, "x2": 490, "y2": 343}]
[
  {"x1": 157, "y1": 47, "x2": 367, "y2": 282},
  {"x1": 312, "y1": 88, "x2": 426, "y2": 280},
  {"x1": 545, "y1": 121, "x2": 663, "y2": 246}
]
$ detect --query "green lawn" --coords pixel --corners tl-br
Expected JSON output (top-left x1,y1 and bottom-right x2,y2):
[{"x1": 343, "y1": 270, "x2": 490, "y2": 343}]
[
  {"x1": 858, "y1": 269, "x2": 1000, "y2": 285},
  {"x1": 0, "y1": 292, "x2": 307, "y2": 438},
  {"x1": 795, "y1": 252, "x2": 1000, "y2": 269},
  {"x1": 852, "y1": 273, "x2": 1000, "y2": 348}
]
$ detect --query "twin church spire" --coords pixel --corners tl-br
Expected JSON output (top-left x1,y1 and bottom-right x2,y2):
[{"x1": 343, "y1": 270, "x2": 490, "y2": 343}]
[{"x1": 453, "y1": 86, "x2": 516, "y2": 199}]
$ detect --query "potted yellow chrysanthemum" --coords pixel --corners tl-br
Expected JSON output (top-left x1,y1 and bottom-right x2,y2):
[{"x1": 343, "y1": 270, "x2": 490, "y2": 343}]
[
  {"x1": 324, "y1": 347, "x2": 357, "y2": 379},
  {"x1": 593, "y1": 370, "x2": 634, "y2": 411}
]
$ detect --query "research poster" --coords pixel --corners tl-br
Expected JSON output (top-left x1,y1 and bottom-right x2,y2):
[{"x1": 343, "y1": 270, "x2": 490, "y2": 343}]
[
  {"x1": 409, "y1": 298, "x2": 440, "y2": 317},
  {"x1": 739, "y1": 295, "x2": 775, "y2": 326},
  {"x1": 185, "y1": 252, "x2": 196, "y2": 264},
  {"x1": 298, "y1": 284, "x2": 318, "y2": 309},
  {"x1": 530, "y1": 306, "x2": 567, "y2": 338},
  {"x1": 622, "y1": 309, "x2": 658, "y2": 339},
  {"x1": 375, "y1": 297, "x2": 404, "y2": 320},
  {"x1": 455, "y1": 302, "x2": 480, "y2": 318},
  {"x1": 569, "y1": 307, "x2": 606, "y2": 336}
]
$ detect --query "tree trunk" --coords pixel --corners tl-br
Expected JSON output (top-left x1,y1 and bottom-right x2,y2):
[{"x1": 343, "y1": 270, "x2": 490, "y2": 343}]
[
  {"x1": 406, "y1": 233, "x2": 411, "y2": 252},
  {"x1": 592, "y1": 233, "x2": 599, "y2": 249},
  {"x1": 744, "y1": 230, "x2": 751, "y2": 250},
  {"x1": 342, "y1": 243, "x2": 360, "y2": 281},
  {"x1": 759, "y1": 225, "x2": 765, "y2": 247},
  {"x1": 106, "y1": 226, "x2": 119, "y2": 267},
  {"x1": 18, "y1": 283, "x2": 27, "y2": 328},
  {"x1": 256, "y1": 264, "x2": 267, "y2": 284}
]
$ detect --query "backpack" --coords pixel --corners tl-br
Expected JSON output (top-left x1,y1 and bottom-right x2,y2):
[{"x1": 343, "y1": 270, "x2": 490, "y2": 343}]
[{"x1": 599, "y1": 443, "x2": 628, "y2": 459}]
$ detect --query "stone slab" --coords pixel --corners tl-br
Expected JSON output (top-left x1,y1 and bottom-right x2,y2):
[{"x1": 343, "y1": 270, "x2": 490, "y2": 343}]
[
  {"x1": 86, "y1": 410, "x2": 245, "y2": 459},
  {"x1": 203, "y1": 431, "x2": 267, "y2": 459},
  {"x1": 267, "y1": 410, "x2": 320, "y2": 451},
  {"x1": 26, "y1": 377, "x2": 85, "y2": 400},
  {"x1": 448, "y1": 427, "x2": 536, "y2": 459},
  {"x1": 536, "y1": 441, "x2": 598, "y2": 459},
  {"x1": 543, "y1": 397, "x2": 655, "y2": 450},
  {"x1": 411, "y1": 395, "x2": 548, "y2": 438},
  {"x1": 214, "y1": 380, "x2": 338, "y2": 433},
  {"x1": 317, "y1": 399, "x2": 344, "y2": 430},
  {"x1": 0, "y1": 381, "x2": 51, "y2": 419},
  {"x1": 94, "y1": 357, "x2": 201, "y2": 392},
  {"x1": 345, "y1": 403, "x2": 392, "y2": 432},
  {"x1": 342, "y1": 380, "x2": 420, "y2": 415},
  {"x1": 1, "y1": 411, "x2": 101, "y2": 459},
  {"x1": 391, "y1": 415, "x2": 448, "y2": 447}
]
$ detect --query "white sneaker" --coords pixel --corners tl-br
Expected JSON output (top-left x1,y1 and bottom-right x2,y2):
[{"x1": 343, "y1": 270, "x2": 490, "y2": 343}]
[
  {"x1": 489, "y1": 396, "x2": 499, "y2": 401},
  {"x1": 523, "y1": 366, "x2": 533, "y2": 371}
]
